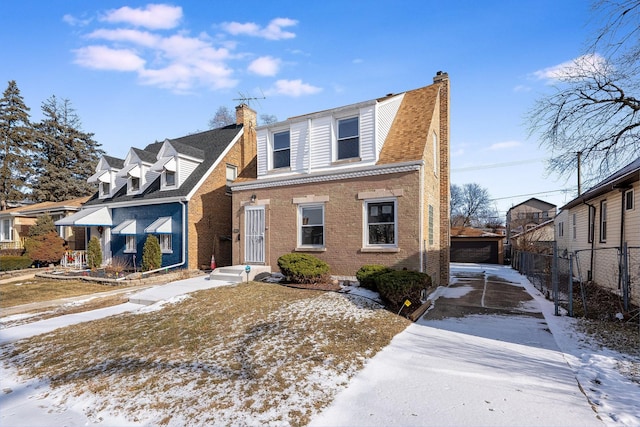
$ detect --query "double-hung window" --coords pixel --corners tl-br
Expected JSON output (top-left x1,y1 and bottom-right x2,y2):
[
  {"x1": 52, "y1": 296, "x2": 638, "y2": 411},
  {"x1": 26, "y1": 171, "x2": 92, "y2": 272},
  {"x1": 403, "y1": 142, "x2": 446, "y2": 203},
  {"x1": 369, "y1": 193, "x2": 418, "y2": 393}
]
[
  {"x1": 599, "y1": 200, "x2": 607, "y2": 242},
  {"x1": 129, "y1": 176, "x2": 140, "y2": 192},
  {"x1": 125, "y1": 235, "x2": 136, "y2": 253},
  {"x1": 572, "y1": 213, "x2": 577, "y2": 240},
  {"x1": 337, "y1": 117, "x2": 359, "y2": 160},
  {"x1": 625, "y1": 189, "x2": 634, "y2": 211},
  {"x1": 100, "y1": 181, "x2": 111, "y2": 197},
  {"x1": 365, "y1": 199, "x2": 397, "y2": 246},
  {"x1": 299, "y1": 205, "x2": 324, "y2": 247},
  {"x1": 164, "y1": 170, "x2": 176, "y2": 187},
  {"x1": 159, "y1": 234, "x2": 172, "y2": 253},
  {"x1": 273, "y1": 130, "x2": 290, "y2": 169},
  {"x1": 588, "y1": 205, "x2": 595, "y2": 243}
]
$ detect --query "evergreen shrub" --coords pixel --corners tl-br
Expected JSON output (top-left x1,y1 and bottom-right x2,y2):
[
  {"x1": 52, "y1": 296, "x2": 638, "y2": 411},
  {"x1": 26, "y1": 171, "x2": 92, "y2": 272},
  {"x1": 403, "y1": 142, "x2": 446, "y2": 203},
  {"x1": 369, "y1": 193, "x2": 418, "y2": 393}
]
[
  {"x1": 374, "y1": 270, "x2": 432, "y2": 309},
  {"x1": 0, "y1": 256, "x2": 33, "y2": 271},
  {"x1": 277, "y1": 253, "x2": 330, "y2": 284},
  {"x1": 86, "y1": 236, "x2": 102, "y2": 269},
  {"x1": 355, "y1": 264, "x2": 393, "y2": 291},
  {"x1": 142, "y1": 235, "x2": 162, "y2": 271}
]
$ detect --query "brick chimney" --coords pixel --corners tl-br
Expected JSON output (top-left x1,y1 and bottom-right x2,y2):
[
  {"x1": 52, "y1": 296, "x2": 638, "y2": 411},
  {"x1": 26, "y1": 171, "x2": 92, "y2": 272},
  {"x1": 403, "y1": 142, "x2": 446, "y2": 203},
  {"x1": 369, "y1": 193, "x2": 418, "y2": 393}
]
[{"x1": 235, "y1": 103, "x2": 257, "y2": 168}]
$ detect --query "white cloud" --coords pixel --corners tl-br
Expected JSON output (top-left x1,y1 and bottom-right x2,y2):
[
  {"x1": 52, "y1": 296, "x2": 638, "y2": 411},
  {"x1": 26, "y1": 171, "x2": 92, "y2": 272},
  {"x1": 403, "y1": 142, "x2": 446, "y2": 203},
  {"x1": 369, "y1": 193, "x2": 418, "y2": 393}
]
[
  {"x1": 266, "y1": 79, "x2": 322, "y2": 97},
  {"x1": 532, "y1": 53, "x2": 608, "y2": 82},
  {"x1": 73, "y1": 45, "x2": 145, "y2": 71},
  {"x1": 63, "y1": 14, "x2": 92, "y2": 27},
  {"x1": 87, "y1": 28, "x2": 160, "y2": 48},
  {"x1": 248, "y1": 56, "x2": 281, "y2": 76},
  {"x1": 101, "y1": 4, "x2": 182, "y2": 30},
  {"x1": 221, "y1": 17, "x2": 297, "y2": 40},
  {"x1": 513, "y1": 85, "x2": 531, "y2": 93},
  {"x1": 487, "y1": 141, "x2": 522, "y2": 151}
]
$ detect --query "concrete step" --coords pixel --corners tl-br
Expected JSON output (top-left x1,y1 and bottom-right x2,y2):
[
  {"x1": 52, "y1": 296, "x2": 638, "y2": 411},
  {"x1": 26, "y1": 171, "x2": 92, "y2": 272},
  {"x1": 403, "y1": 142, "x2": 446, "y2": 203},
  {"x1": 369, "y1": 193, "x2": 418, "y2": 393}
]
[{"x1": 209, "y1": 265, "x2": 271, "y2": 283}]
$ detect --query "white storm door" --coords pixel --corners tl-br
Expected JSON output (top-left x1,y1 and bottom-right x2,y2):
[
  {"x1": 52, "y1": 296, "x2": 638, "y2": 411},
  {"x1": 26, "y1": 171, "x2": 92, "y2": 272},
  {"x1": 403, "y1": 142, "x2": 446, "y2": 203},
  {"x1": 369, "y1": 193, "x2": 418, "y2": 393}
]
[{"x1": 245, "y1": 206, "x2": 265, "y2": 263}]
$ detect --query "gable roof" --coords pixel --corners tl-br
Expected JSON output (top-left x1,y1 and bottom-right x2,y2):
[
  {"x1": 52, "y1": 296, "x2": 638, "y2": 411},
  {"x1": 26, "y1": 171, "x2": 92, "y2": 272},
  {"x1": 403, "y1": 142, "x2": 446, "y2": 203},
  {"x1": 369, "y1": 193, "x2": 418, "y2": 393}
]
[
  {"x1": 507, "y1": 197, "x2": 556, "y2": 212},
  {"x1": 561, "y1": 157, "x2": 640, "y2": 210},
  {"x1": 0, "y1": 196, "x2": 90, "y2": 217},
  {"x1": 84, "y1": 124, "x2": 243, "y2": 207},
  {"x1": 378, "y1": 84, "x2": 440, "y2": 165}
]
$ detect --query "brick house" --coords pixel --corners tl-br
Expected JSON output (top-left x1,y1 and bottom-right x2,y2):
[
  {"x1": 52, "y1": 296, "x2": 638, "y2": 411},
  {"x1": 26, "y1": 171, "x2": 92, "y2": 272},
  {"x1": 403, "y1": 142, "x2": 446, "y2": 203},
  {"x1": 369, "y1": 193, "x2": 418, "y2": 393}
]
[
  {"x1": 56, "y1": 105, "x2": 257, "y2": 271},
  {"x1": 230, "y1": 72, "x2": 450, "y2": 286}
]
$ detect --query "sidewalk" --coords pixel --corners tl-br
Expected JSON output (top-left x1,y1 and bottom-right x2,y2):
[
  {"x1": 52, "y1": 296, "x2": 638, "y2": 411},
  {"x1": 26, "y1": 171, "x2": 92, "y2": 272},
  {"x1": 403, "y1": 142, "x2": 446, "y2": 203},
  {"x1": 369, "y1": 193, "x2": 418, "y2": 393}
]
[{"x1": 0, "y1": 275, "x2": 236, "y2": 345}]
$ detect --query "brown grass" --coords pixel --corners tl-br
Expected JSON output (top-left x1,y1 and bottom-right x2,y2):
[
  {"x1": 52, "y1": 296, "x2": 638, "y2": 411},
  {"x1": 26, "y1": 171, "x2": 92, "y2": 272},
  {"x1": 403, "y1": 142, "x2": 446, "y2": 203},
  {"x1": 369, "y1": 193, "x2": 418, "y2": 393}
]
[
  {"x1": 0, "y1": 277, "x2": 136, "y2": 308},
  {"x1": 3, "y1": 282, "x2": 409, "y2": 426}
]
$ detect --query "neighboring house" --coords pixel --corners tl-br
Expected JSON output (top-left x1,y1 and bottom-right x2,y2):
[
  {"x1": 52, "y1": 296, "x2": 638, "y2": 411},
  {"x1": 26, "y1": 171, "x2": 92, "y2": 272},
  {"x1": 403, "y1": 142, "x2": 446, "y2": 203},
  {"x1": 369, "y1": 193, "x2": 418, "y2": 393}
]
[
  {"x1": 0, "y1": 196, "x2": 89, "y2": 251},
  {"x1": 555, "y1": 157, "x2": 639, "y2": 305},
  {"x1": 510, "y1": 218, "x2": 555, "y2": 255},
  {"x1": 56, "y1": 104, "x2": 257, "y2": 271},
  {"x1": 230, "y1": 72, "x2": 451, "y2": 286},
  {"x1": 505, "y1": 197, "x2": 557, "y2": 247},
  {"x1": 450, "y1": 226, "x2": 505, "y2": 264}
]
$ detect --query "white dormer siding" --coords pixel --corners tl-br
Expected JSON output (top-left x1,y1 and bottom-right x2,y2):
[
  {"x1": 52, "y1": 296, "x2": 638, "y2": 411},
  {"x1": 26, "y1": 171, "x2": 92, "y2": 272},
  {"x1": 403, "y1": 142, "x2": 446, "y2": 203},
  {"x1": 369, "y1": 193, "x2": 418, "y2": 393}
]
[
  {"x1": 88, "y1": 157, "x2": 125, "y2": 199},
  {"x1": 256, "y1": 97, "x2": 401, "y2": 179},
  {"x1": 151, "y1": 140, "x2": 204, "y2": 191}
]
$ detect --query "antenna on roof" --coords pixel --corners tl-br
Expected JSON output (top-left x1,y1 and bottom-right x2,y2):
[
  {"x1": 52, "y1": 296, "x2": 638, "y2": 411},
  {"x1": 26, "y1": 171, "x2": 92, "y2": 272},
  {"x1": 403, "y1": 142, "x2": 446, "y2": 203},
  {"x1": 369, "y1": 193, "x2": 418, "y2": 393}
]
[{"x1": 233, "y1": 89, "x2": 266, "y2": 109}]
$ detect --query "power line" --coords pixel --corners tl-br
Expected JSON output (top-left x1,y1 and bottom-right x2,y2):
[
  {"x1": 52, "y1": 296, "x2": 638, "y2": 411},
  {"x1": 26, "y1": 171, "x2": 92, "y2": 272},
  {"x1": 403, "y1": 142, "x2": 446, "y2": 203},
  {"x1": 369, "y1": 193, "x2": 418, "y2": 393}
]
[
  {"x1": 452, "y1": 158, "x2": 545, "y2": 173},
  {"x1": 490, "y1": 188, "x2": 576, "y2": 202}
]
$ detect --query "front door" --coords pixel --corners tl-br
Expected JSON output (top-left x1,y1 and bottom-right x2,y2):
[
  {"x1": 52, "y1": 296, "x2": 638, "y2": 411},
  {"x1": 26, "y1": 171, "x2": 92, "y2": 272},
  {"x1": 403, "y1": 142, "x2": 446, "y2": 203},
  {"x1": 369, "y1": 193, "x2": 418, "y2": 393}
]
[{"x1": 245, "y1": 206, "x2": 265, "y2": 264}]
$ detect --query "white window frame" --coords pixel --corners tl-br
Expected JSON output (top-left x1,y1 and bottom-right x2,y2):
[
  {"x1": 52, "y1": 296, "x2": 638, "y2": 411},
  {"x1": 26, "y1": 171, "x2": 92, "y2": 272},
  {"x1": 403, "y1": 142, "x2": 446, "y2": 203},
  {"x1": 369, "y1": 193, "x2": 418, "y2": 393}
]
[
  {"x1": 125, "y1": 235, "x2": 136, "y2": 253},
  {"x1": 272, "y1": 129, "x2": 290, "y2": 169},
  {"x1": 226, "y1": 164, "x2": 238, "y2": 185},
  {"x1": 298, "y1": 204, "x2": 325, "y2": 249},
  {"x1": 100, "y1": 181, "x2": 111, "y2": 198},
  {"x1": 128, "y1": 176, "x2": 140, "y2": 194},
  {"x1": 558, "y1": 222, "x2": 564, "y2": 237},
  {"x1": 159, "y1": 234, "x2": 172, "y2": 253},
  {"x1": 163, "y1": 169, "x2": 176, "y2": 188},
  {"x1": 624, "y1": 189, "x2": 634, "y2": 211},
  {"x1": 336, "y1": 116, "x2": 360, "y2": 160},
  {"x1": 364, "y1": 198, "x2": 398, "y2": 248},
  {"x1": 1, "y1": 218, "x2": 13, "y2": 241},
  {"x1": 572, "y1": 213, "x2": 577, "y2": 240}
]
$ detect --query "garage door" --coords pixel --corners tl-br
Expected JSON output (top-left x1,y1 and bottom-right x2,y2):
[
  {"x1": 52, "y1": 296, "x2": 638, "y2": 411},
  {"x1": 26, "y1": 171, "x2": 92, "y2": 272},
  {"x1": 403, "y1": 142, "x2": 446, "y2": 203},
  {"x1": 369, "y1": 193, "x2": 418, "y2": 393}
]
[{"x1": 450, "y1": 240, "x2": 499, "y2": 264}]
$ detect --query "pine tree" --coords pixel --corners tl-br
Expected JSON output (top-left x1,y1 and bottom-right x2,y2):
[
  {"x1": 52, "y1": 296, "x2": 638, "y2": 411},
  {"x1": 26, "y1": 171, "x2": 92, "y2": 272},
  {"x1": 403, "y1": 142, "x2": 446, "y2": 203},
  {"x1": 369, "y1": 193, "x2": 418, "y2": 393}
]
[
  {"x1": 32, "y1": 96, "x2": 104, "y2": 202},
  {"x1": 0, "y1": 80, "x2": 34, "y2": 210},
  {"x1": 24, "y1": 213, "x2": 66, "y2": 265},
  {"x1": 142, "y1": 235, "x2": 162, "y2": 271},
  {"x1": 86, "y1": 236, "x2": 103, "y2": 269}
]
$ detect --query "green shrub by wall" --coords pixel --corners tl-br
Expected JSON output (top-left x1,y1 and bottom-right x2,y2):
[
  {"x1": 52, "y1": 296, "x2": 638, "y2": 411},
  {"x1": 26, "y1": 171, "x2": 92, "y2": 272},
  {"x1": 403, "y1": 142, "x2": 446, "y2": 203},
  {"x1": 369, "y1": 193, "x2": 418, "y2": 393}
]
[
  {"x1": 356, "y1": 264, "x2": 393, "y2": 291},
  {"x1": 277, "y1": 253, "x2": 330, "y2": 284},
  {"x1": 0, "y1": 256, "x2": 33, "y2": 271},
  {"x1": 374, "y1": 270, "x2": 432, "y2": 309}
]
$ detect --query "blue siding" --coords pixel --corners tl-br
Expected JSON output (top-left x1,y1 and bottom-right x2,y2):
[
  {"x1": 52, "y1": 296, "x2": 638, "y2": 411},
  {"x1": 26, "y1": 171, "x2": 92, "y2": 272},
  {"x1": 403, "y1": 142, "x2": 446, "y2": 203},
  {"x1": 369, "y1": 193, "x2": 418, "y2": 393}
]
[{"x1": 110, "y1": 203, "x2": 184, "y2": 269}]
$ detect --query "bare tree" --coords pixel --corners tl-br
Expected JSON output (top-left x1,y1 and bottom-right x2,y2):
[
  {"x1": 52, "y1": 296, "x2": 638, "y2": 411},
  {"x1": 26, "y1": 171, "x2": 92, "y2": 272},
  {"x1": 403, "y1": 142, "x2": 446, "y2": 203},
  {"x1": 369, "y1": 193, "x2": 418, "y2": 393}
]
[
  {"x1": 450, "y1": 183, "x2": 493, "y2": 227},
  {"x1": 208, "y1": 106, "x2": 235, "y2": 129},
  {"x1": 528, "y1": 0, "x2": 640, "y2": 188},
  {"x1": 260, "y1": 114, "x2": 278, "y2": 125}
]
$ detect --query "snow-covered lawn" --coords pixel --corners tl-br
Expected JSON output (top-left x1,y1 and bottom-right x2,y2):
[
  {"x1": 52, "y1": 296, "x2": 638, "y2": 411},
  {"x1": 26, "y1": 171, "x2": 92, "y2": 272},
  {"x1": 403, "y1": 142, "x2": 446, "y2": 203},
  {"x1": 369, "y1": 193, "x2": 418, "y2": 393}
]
[{"x1": 1, "y1": 264, "x2": 639, "y2": 426}]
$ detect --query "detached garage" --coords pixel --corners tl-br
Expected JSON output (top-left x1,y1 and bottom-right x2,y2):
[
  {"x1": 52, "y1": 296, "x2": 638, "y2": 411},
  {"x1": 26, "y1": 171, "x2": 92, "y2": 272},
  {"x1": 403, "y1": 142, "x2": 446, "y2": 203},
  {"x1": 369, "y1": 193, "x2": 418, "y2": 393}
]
[{"x1": 450, "y1": 227, "x2": 505, "y2": 264}]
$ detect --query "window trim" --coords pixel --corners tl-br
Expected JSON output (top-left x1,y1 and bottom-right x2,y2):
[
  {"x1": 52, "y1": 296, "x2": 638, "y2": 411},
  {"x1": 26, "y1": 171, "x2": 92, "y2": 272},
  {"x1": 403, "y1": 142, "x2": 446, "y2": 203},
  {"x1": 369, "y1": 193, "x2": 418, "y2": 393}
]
[
  {"x1": 0, "y1": 218, "x2": 14, "y2": 241},
  {"x1": 572, "y1": 213, "x2": 577, "y2": 240},
  {"x1": 599, "y1": 200, "x2": 607, "y2": 242},
  {"x1": 128, "y1": 176, "x2": 140, "y2": 194},
  {"x1": 558, "y1": 221, "x2": 564, "y2": 237},
  {"x1": 100, "y1": 181, "x2": 111, "y2": 198},
  {"x1": 297, "y1": 204, "x2": 325, "y2": 249},
  {"x1": 163, "y1": 169, "x2": 176, "y2": 189},
  {"x1": 588, "y1": 205, "x2": 595, "y2": 243},
  {"x1": 272, "y1": 129, "x2": 291, "y2": 169},
  {"x1": 363, "y1": 198, "x2": 398, "y2": 249},
  {"x1": 336, "y1": 116, "x2": 360, "y2": 161}
]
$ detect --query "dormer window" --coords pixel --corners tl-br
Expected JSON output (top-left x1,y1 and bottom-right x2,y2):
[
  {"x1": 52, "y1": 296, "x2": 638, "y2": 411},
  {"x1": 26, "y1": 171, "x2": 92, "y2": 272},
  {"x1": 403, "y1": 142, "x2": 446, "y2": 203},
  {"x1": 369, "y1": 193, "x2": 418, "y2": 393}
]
[
  {"x1": 129, "y1": 176, "x2": 140, "y2": 192},
  {"x1": 164, "y1": 170, "x2": 176, "y2": 187},
  {"x1": 100, "y1": 181, "x2": 111, "y2": 197},
  {"x1": 337, "y1": 116, "x2": 359, "y2": 160},
  {"x1": 273, "y1": 130, "x2": 290, "y2": 169}
]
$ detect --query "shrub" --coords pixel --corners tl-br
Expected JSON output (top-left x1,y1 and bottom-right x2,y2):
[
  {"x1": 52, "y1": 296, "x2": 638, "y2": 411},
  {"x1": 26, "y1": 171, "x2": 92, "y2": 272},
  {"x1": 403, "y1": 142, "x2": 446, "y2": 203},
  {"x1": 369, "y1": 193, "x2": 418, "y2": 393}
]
[
  {"x1": 356, "y1": 264, "x2": 393, "y2": 291},
  {"x1": 105, "y1": 256, "x2": 131, "y2": 277},
  {"x1": 24, "y1": 231, "x2": 66, "y2": 265},
  {"x1": 277, "y1": 253, "x2": 330, "y2": 284},
  {"x1": 374, "y1": 270, "x2": 432, "y2": 309},
  {"x1": 0, "y1": 255, "x2": 33, "y2": 271},
  {"x1": 86, "y1": 236, "x2": 103, "y2": 269},
  {"x1": 142, "y1": 235, "x2": 162, "y2": 272}
]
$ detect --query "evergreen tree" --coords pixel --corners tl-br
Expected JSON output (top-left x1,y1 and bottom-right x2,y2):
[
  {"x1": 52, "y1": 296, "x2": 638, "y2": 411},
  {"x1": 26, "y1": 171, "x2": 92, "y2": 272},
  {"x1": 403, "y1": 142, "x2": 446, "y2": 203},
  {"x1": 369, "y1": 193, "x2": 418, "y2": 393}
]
[
  {"x1": 86, "y1": 236, "x2": 103, "y2": 269},
  {"x1": 0, "y1": 80, "x2": 34, "y2": 209},
  {"x1": 142, "y1": 235, "x2": 162, "y2": 271},
  {"x1": 27, "y1": 212, "x2": 56, "y2": 236},
  {"x1": 24, "y1": 213, "x2": 66, "y2": 265},
  {"x1": 32, "y1": 96, "x2": 104, "y2": 202}
]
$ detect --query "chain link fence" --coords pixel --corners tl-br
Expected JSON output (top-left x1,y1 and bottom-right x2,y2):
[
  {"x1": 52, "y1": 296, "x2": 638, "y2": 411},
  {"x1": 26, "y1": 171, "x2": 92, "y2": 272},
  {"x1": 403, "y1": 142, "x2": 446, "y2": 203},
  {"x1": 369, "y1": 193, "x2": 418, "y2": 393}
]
[{"x1": 513, "y1": 244, "x2": 639, "y2": 324}]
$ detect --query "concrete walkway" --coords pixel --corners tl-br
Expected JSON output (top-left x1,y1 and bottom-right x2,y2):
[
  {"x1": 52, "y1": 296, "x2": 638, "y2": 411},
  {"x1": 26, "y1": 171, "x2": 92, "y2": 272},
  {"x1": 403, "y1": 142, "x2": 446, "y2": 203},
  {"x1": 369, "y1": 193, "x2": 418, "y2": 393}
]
[{"x1": 0, "y1": 275, "x2": 236, "y2": 345}]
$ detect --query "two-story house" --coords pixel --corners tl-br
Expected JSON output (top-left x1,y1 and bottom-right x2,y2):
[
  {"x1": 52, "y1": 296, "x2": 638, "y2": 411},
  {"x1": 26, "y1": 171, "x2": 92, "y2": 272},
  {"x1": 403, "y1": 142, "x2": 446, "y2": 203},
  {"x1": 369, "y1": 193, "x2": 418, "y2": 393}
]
[
  {"x1": 230, "y1": 72, "x2": 451, "y2": 286},
  {"x1": 505, "y1": 197, "x2": 557, "y2": 249},
  {"x1": 555, "y1": 157, "x2": 639, "y2": 305},
  {"x1": 56, "y1": 104, "x2": 257, "y2": 271}
]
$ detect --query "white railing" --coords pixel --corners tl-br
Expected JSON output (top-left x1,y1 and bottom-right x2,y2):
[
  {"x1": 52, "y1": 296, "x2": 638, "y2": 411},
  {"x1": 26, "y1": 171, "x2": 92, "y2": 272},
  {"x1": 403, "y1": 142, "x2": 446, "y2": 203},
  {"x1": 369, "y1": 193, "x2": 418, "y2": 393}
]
[
  {"x1": 0, "y1": 239, "x2": 25, "y2": 250},
  {"x1": 61, "y1": 250, "x2": 86, "y2": 269}
]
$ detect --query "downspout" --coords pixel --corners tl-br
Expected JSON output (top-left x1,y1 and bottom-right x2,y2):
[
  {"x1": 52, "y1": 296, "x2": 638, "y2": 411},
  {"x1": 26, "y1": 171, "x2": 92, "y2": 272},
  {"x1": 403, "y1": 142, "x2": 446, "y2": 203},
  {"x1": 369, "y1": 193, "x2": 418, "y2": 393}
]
[
  {"x1": 419, "y1": 164, "x2": 425, "y2": 273},
  {"x1": 142, "y1": 201, "x2": 187, "y2": 276},
  {"x1": 617, "y1": 186, "x2": 630, "y2": 290}
]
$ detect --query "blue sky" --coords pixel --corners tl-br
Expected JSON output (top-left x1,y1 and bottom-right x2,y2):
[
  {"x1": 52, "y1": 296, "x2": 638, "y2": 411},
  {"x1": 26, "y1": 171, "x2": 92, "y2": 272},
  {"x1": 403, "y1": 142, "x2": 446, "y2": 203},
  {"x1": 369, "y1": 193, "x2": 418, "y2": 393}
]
[{"x1": 1, "y1": 1, "x2": 597, "y2": 219}]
